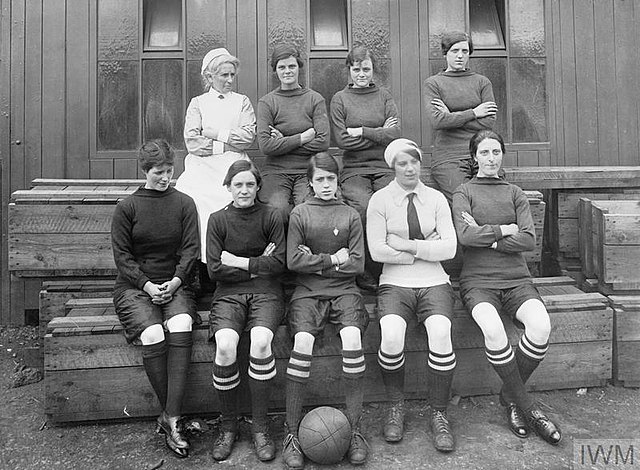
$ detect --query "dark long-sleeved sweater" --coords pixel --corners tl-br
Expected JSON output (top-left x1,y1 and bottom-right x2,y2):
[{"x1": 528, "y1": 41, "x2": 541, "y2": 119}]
[
  {"x1": 330, "y1": 84, "x2": 400, "y2": 172},
  {"x1": 423, "y1": 70, "x2": 496, "y2": 163},
  {"x1": 206, "y1": 201, "x2": 285, "y2": 299},
  {"x1": 452, "y1": 177, "x2": 535, "y2": 290},
  {"x1": 287, "y1": 197, "x2": 364, "y2": 300},
  {"x1": 111, "y1": 186, "x2": 200, "y2": 297},
  {"x1": 257, "y1": 86, "x2": 330, "y2": 174}
]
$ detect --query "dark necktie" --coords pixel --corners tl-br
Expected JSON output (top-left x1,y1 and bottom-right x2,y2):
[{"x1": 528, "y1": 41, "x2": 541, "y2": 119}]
[{"x1": 407, "y1": 193, "x2": 424, "y2": 240}]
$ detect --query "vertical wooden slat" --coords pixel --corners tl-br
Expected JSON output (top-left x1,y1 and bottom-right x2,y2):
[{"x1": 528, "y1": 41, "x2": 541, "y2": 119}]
[
  {"x1": 42, "y1": 0, "x2": 66, "y2": 178},
  {"x1": 66, "y1": 0, "x2": 90, "y2": 178},
  {"x1": 573, "y1": 1, "x2": 598, "y2": 165},
  {"x1": 417, "y1": 0, "x2": 430, "y2": 153},
  {"x1": 614, "y1": 0, "x2": 639, "y2": 165},
  {"x1": 397, "y1": 0, "x2": 420, "y2": 146},
  {"x1": 549, "y1": 0, "x2": 563, "y2": 165},
  {"x1": 558, "y1": 0, "x2": 578, "y2": 164},
  {"x1": 256, "y1": 0, "x2": 268, "y2": 100},
  {"x1": 1, "y1": 0, "x2": 12, "y2": 324},
  {"x1": 10, "y1": 0, "x2": 25, "y2": 192},
  {"x1": 593, "y1": 0, "x2": 619, "y2": 165},
  {"x1": 237, "y1": 0, "x2": 258, "y2": 115},
  {"x1": 388, "y1": 0, "x2": 401, "y2": 127},
  {"x1": 24, "y1": 0, "x2": 42, "y2": 186}
]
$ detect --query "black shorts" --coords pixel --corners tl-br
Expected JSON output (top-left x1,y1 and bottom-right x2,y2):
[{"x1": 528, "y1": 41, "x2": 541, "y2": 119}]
[
  {"x1": 460, "y1": 282, "x2": 543, "y2": 324},
  {"x1": 376, "y1": 283, "x2": 455, "y2": 325},
  {"x1": 208, "y1": 293, "x2": 284, "y2": 340},
  {"x1": 113, "y1": 286, "x2": 198, "y2": 343},
  {"x1": 288, "y1": 294, "x2": 369, "y2": 338}
]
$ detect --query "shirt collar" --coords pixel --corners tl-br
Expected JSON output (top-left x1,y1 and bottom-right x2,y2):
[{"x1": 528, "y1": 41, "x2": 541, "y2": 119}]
[
  {"x1": 209, "y1": 89, "x2": 231, "y2": 99},
  {"x1": 390, "y1": 179, "x2": 428, "y2": 206}
]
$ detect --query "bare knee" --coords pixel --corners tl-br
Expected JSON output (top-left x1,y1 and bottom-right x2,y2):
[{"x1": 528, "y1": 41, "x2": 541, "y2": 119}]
[
  {"x1": 339, "y1": 326, "x2": 362, "y2": 350},
  {"x1": 517, "y1": 299, "x2": 551, "y2": 343},
  {"x1": 165, "y1": 313, "x2": 193, "y2": 333},
  {"x1": 424, "y1": 315, "x2": 452, "y2": 352},
  {"x1": 215, "y1": 329, "x2": 240, "y2": 365},
  {"x1": 471, "y1": 303, "x2": 508, "y2": 349},
  {"x1": 380, "y1": 315, "x2": 407, "y2": 354},
  {"x1": 140, "y1": 324, "x2": 165, "y2": 345},
  {"x1": 250, "y1": 326, "x2": 274, "y2": 358},
  {"x1": 293, "y1": 332, "x2": 315, "y2": 355}
]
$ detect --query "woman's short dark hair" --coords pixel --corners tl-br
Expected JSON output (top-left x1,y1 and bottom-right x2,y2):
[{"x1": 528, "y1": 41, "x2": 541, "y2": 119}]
[
  {"x1": 441, "y1": 31, "x2": 474, "y2": 55},
  {"x1": 138, "y1": 139, "x2": 174, "y2": 173},
  {"x1": 223, "y1": 159, "x2": 262, "y2": 188},
  {"x1": 307, "y1": 152, "x2": 341, "y2": 181},
  {"x1": 469, "y1": 130, "x2": 506, "y2": 158},
  {"x1": 271, "y1": 44, "x2": 304, "y2": 72},
  {"x1": 345, "y1": 46, "x2": 376, "y2": 69}
]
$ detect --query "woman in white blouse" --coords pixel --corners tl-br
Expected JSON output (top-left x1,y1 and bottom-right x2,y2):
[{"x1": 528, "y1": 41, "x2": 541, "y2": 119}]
[{"x1": 176, "y1": 48, "x2": 257, "y2": 262}]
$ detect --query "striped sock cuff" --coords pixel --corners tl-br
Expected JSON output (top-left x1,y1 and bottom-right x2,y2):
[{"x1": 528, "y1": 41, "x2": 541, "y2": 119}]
[
  {"x1": 485, "y1": 344, "x2": 515, "y2": 366},
  {"x1": 428, "y1": 350, "x2": 457, "y2": 372},
  {"x1": 518, "y1": 334, "x2": 549, "y2": 361},
  {"x1": 213, "y1": 362, "x2": 240, "y2": 391},
  {"x1": 342, "y1": 348, "x2": 366, "y2": 377},
  {"x1": 378, "y1": 349, "x2": 405, "y2": 372},
  {"x1": 286, "y1": 350, "x2": 312, "y2": 383},
  {"x1": 249, "y1": 354, "x2": 276, "y2": 381}
]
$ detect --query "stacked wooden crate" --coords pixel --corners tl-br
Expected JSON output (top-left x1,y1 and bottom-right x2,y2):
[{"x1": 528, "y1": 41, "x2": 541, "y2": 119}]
[
  {"x1": 608, "y1": 296, "x2": 640, "y2": 387},
  {"x1": 44, "y1": 277, "x2": 612, "y2": 423}
]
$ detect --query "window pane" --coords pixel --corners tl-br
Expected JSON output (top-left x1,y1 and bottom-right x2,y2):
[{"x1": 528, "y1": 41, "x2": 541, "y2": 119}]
[
  {"x1": 267, "y1": 0, "x2": 306, "y2": 55},
  {"x1": 428, "y1": 0, "x2": 465, "y2": 58},
  {"x1": 98, "y1": 61, "x2": 139, "y2": 150},
  {"x1": 469, "y1": 57, "x2": 507, "y2": 138},
  {"x1": 469, "y1": 0, "x2": 505, "y2": 50},
  {"x1": 187, "y1": 60, "x2": 205, "y2": 102},
  {"x1": 142, "y1": 60, "x2": 184, "y2": 148},
  {"x1": 511, "y1": 58, "x2": 547, "y2": 142},
  {"x1": 309, "y1": 58, "x2": 348, "y2": 145},
  {"x1": 143, "y1": 0, "x2": 182, "y2": 51},
  {"x1": 98, "y1": 0, "x2": 138, "y2": 60},
  {"x1": 187, "y1": 0, "x2": 226, "y2": 58},
  {"x1": 352, "y1": 0, "x2": 390, "y2": 59},
  {"x1": 310, "y1": 0, "x2": 347, "y2": 48},
  {"x1": 509, "y1": 0, "x2": 544, "y2": 57}
]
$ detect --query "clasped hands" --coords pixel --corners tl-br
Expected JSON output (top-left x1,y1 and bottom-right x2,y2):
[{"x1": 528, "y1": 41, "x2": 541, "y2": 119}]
[{"x1": 144, "y1": 277, "x2": 182, "y2": 305}]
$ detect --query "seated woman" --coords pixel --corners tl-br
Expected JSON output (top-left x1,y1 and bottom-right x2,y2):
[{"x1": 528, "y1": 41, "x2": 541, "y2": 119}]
[
  {"x1": 111, "y1": 139, "x2": 200, "y2": 458},
  {"x1": 282, "y1": 153, "x2": 369, "y2": 469},
  {"x1": 205, "y1": 160, "x2": 286, "y2": 463},
  {"x1": 257, "y1": 44, "x2": 330, "y2": 222},
  {"x1": 452, "y1": 130, "x2": 561, "y2": 445},
  {"x1": 330, "y1": 45, "x2": 401, "y2": 289}
]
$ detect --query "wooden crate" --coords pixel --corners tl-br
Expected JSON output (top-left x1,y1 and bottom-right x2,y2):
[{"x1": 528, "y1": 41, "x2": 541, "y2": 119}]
[
  {"x1": 44, "y1": 278, "x2": 612, "y2": 423},
  {"x1": 608, "y1": 295, "x2": 640, "y2": 387}
]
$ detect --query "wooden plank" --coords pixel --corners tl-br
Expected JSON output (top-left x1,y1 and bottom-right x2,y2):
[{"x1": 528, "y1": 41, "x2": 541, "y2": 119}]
[
  {"x1": 602, "y1": 245, "x2": 640, "y2": 286},
  {"x1": 398, "y1": 0, "x2": 420, "y2": 145},
  {"x1": 9, "y1": 204, "x2": 115, "y2": 233},
  {"x1": 557, "y1": 218, "x2": 578, "y2": 256},
  {"x1": 65, "y1": 0, "x2": 90, "y2": 178},
  {"x1": 24, "y1": 0, "x2": 43, "y2": 187},
  {"x1": 504, "y1": 167, "x2": 640, "y2": 190},
  {"x1": 9, "y1": 233, "x2": 115, "y2": 273},
  {"x1": 10, "y1": 0, "x2": 25, "y2": 191},
  {"x1": 558, "y1": 0, "x2": 578, "y2": 164},
  {"x1": 41, "y1": 0, "x2": 66, "y2": 178},
  {"x1": 603, "y1": 214, "x2": 640, "y2": 245},
  {"x1": 578, "y1": 198, "x2": 594, "y2": 277}
]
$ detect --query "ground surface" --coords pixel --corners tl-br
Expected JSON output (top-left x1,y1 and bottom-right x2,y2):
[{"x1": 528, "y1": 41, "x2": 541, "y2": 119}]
[{"x1": 1, "y1": 325, "x2": 639, "y2": 470}]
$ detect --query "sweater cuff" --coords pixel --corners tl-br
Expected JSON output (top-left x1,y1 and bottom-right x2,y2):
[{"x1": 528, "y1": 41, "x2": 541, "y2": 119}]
[
  {"x1": 321, "y1": 253, "x2": 334, "y2": 269},
  {"x1": 491, "y1": 224, "x2": 503, "y2": 240},
  {"x1": 136, "y1": 275, "x2": 151, "y2": 291}
]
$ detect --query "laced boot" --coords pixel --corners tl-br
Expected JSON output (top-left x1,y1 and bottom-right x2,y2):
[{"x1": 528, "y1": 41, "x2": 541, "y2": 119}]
[
  {"x1": 383, "y1": 401, "x2": 405, "y2": 442},
  {"x1": 156, "y1": 412, "x2": 189, "y2": 458},
  {"x1": 430, "y1": 409, "x2": 455, "y2": 453}
]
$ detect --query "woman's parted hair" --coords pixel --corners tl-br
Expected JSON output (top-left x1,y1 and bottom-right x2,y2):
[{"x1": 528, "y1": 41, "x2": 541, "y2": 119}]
[
  {"x1": 345, "y1": 45, "x2": 376, "y2": 69},
  {"x1": 138, "y1": 139, "x2": 175, "y2": 173},
  {"x1": 270, "y1": 44, "x2": 304, "y2": 71},
  {"x1": 307, "y1": 152, "x2": 341, "y2": 181},
  {"x1": 223, "y1": 159, "x2": 262, "y2": 188},
  {"x1": 469, "y1": 130, "x2": 506, "y2": 158},
  {"x1": 441, "y1": 31, "x2": 474, "y2": 55}
]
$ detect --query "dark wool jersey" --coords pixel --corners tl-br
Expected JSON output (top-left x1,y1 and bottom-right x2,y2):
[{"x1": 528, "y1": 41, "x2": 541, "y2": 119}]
[
  {"x1": 206, "y1": 201, "x2": 286, "y2": 299},
  {"x1": 257, "y1": 86, "x2": 330, "y2": 174},
  {"x1": 452, "y1": 177, "x2": 535, "y2": 291},
  {"x1": 111, "y1": 186, "x2": 200, "y2": 297},
  {"x1": 330, "y1": 83, "x2": 400, "y2": 173},
  {"x1": 287, "y1": 197, "x2": 364, "y2": 301},
  {"x1": 423, "y1": 69, "x2": 496, "y2": 163}
]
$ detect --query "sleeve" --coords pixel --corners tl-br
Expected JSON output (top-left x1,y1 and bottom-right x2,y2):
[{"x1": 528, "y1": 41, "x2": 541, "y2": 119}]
[
  {"x1": 414, "y1": 195, "x2": 457, "y2": 262},
  {"x1": 452, "y1": 184, "x2": 504, "y2": 247},
  {"x1": 366, "y1": 193, "x2": 415, "y2": 265},
  {"x1": 173, "y1": 196, "x2": 200, "y2": 283},
  {"x1": 301, "y1": 94, "x2": 330, "y2": 153},
  {"x1": 327, "y1": 210, "x2": 365, "y2": 277},
  {"x1": 286, "y1": 209, "x2": 334, "y2": 273},
  {"x1": 110, "y1": 200, "x2": 151, "y2": 290},
  {"x1": 183, "y1": 97, "x2": 214, "y2": 156},
  {"x1": 361, "y1": 89, "x2": 401, "y2": 145},
  {"x1": 219, "y1": 95, "x2": 256, "y2": 151},
  {"x1": 247, "y1": 209, "x2": 287, "y2": 277},
  {"x1": 330, "y1": 93, "x2": 374, "y2": 152},
  {"x1": 206, "y1": 213, "x2": 252, "y2": 283},
  {"x1": 256, "y1": 96, "x2": 306, "y2": 156},
  {"x1": 495, "y1": 187, "x2": 536, "y2": 253}
]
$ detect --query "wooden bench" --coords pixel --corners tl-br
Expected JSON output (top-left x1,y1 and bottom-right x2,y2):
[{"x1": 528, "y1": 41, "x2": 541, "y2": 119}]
[
  {"x1": 9, "y1": 178, "x2": 546, "y2": 327},
  {"x1": 44, "y1": 276, "x2": 613, "y2": 423}
]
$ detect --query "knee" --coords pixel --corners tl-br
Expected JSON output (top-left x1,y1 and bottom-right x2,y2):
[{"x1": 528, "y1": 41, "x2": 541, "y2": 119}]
[
  {"x1": 380, "y1": 316, "x2": 406, "y2": 353},
  {"x1": 140, "y1": 324, "x2": 165, "y2": 345},
  {"x1": 340, "y1": 326, "x2": 362, "y2": 350},
  {"x1": 165, "y1": 313, "x2": 193, "y2": 333},
  {"x1": 293, "y1": 332, "x2": 315, "y2": 355},
  {"x1": 425, "y1": 315, "x2": 452, "y2": 346},
  {"x1": 215, "y1": 331, "x2": 239, "y2": 363},
  {"x1": 525, "y1": 314, "x2": 551, "y2": 343},
  {"x1": 250, "y1": 328, "x2": 273, "y2": 355}
]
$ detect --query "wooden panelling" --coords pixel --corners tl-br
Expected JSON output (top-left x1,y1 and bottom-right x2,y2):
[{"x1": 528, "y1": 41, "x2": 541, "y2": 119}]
[
  {"x1": 24, "y1": 0, "x2": 42, "y2": 186},
  {"x1": 1, "y1": 0, "x2": 12, "y2": 324}
]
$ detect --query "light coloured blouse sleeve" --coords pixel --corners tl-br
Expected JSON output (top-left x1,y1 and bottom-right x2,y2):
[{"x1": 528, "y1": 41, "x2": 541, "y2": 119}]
[
  {"x1": 217, "y1": 95, "x2": 256, "y2": 151},
  {"x1": 184, "y1": 97, "x2": 213, "y2": 156}
]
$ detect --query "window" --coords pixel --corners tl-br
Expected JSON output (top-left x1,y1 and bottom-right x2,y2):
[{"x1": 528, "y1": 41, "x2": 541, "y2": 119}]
[
  {"x1": 310, "y1": 0, "x2": 348, "y2": 50},
  {"x1": 143, "y1": 0, "x2": 182, "y2": 51},
  {"x1": 469, "y1": 0, "x2": 505, "y2": 51}
]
